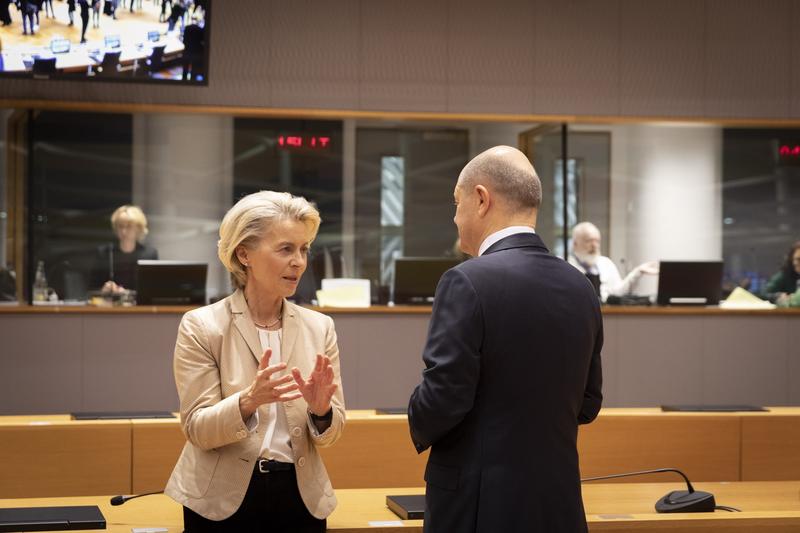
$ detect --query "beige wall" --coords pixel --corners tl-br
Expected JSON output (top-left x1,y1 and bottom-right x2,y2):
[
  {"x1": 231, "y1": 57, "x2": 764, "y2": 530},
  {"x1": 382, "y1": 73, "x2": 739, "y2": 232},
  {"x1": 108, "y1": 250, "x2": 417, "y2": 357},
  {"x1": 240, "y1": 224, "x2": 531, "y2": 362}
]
[
  {"x1": 1, "y1": 311, "x2": 799, "y2": 414},
  {"x1": 1, "y1": 0, "x2": 799, "y2": 120}
]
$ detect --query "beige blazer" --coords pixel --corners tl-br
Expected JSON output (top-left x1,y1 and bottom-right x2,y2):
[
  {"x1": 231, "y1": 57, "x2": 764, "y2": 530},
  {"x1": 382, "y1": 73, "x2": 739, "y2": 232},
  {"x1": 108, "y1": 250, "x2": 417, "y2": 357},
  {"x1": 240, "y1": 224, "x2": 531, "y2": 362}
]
[{"x1": 164, "y1": 289, "x2": 345, "y2": 521}]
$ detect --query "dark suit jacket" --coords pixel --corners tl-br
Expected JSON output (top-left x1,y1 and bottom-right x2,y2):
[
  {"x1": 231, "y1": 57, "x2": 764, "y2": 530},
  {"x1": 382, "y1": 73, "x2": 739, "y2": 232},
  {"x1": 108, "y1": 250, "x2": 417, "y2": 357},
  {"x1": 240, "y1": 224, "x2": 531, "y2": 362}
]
[{"x1": 408, "y1": 232, "x2": 603, "y2": 533}]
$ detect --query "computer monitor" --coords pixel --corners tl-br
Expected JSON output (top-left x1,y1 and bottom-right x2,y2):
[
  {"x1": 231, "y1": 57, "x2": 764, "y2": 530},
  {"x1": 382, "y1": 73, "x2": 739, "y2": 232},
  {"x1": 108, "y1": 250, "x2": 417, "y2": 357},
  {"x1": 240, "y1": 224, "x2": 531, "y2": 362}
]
[
  {"x1": 136, "y1": 260, "x2": 207, "y2": 305},
  {"x1": 147, "y1": 30, "x2": 161, "y2": 43},
  {"x1": 393, "y1": 257, "x2": 461, "y2": 305},
  {"x1": 50, "y1": 38, "x2": 70, "y2": 54},
  {"x1": 656, "y1": 261, "x2": 724, "y2": 306},
  {"x1": 104, "y1": 35, "x2": 121, "y2": 49}
]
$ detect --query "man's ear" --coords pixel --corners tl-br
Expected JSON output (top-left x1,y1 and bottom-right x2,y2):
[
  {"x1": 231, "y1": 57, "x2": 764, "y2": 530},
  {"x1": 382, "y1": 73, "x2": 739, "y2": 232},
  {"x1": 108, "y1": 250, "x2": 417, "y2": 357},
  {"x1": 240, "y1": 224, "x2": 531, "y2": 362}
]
[{"x1": 475, "y1": 185, "x2": 491, "y2": 218}]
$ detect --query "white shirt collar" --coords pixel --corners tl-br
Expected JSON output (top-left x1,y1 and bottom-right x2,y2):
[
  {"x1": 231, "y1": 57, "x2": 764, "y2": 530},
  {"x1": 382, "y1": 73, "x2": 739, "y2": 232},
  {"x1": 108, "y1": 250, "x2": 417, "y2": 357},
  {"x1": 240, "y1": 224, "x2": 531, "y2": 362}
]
[{"x1": 478, "y1": 226, "x2": 536, "y2": 257}]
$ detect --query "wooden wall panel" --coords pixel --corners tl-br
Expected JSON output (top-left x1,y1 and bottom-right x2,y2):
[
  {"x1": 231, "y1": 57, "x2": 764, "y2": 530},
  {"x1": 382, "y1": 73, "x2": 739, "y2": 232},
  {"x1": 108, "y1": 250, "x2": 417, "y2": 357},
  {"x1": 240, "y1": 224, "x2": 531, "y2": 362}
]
[
  {"x1": 360, "y1": 0, "x2": 448, "y2": 112},
  {"x1": 0, "y1": 421, "x2": 131, "y2": 498},
  {"x1": 704, "y1": 0, "x2": 792, "y2": 118},
  {"x1": 618, "y1": 0, "x2": 705, "y2": 117}
]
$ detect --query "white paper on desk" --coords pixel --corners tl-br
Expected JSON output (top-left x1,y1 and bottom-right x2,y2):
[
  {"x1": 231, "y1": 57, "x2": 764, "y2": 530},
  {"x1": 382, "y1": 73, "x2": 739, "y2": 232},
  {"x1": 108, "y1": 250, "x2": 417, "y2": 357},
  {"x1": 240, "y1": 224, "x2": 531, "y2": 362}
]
[
  {"x1": 720, "y1": 287, "x2": 776, "y2": 309},
  {"x1": 368, "y1": 521, "x2": 403, "y2": 527},
  {"x1": 131, "y1": 528, "x2": 168, "y2": 533},
  {"x1": 317, "y1": 278, "x2": 371, "y2": 308}
]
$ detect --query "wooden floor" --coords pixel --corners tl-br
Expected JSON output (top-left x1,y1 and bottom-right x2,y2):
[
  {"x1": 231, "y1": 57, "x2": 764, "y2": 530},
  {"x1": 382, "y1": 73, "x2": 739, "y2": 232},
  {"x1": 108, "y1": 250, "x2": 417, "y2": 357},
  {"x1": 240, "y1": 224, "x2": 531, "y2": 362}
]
[{"x1": 1, "y1": 0, "x2": 168, "y2": 50}]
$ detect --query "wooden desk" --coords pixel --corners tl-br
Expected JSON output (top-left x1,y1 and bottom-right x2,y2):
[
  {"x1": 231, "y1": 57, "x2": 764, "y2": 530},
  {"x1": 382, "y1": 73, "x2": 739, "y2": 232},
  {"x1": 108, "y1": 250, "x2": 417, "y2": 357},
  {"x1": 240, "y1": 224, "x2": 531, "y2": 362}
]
[
  {"x1": 2, "y1": 482, "x2": 799, "y2": 532},
  {"x1": 0, "y1": 416, "x2": 130, "y2": 498},
  {"x1": 3, "y1": 409, "x2": 800, "y2": 498},
  {"x1": 740, "y1": 408, "x2": 800, "y2": 481}
]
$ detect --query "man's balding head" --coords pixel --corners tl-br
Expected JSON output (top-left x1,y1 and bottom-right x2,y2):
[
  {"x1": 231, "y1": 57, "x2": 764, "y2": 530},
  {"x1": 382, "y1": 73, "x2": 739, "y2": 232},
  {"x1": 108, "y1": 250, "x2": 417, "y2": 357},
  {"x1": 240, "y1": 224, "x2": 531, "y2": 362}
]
[
  {"x1": 452, "y1": 146, "x2": 541, "y2": 257},
  {"x1": 457, "y1": 145, "x2": 542, "y2": 211}
]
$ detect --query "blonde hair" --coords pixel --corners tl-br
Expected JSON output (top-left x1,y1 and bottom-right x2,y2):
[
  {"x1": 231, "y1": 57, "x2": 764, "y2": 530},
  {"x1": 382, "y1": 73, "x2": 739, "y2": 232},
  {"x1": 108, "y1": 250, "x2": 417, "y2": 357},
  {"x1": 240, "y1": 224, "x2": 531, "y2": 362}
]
[
  {"x1": 218, "y1": 191, "x2": 321, "y2": 290},
  {"x1": 111, "y1": 205, "x2": 149, "y2": 242}
]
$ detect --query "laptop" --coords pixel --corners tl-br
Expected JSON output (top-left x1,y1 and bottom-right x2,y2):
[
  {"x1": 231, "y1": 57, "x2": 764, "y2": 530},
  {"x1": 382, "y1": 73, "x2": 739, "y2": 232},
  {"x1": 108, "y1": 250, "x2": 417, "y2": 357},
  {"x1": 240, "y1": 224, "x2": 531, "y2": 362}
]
[
  {"x1": 656, "y1": 261, "x2": 724, "y2": 306},
  {"x1": 661, "y1": 405, "x2": 768, "y2": 412},
  {"x1": 393, "y1": 257, "x2": 461, "y2": 305},
  {"x1": 50, "y1": 38, "x2": 71, "y2": 54},
  {"x1": 136, "y1": 260, "x2": 207, "y2": 305},
  {"x1": 0, "y1": 506, "x2": 105, "y2": 531},
  {"x1": 72, "y1": 411, "x2": 175, "y2": 420},
  {"x1": 104, "y1": 35, "x2": 121, "y2": 49}
]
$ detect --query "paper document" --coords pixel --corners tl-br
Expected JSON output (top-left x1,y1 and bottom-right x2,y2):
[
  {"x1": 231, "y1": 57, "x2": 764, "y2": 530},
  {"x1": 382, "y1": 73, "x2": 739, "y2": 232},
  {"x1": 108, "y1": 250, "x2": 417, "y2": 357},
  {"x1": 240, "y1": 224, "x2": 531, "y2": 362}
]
[
  {"x1": 719, "y1": 287, "x2": 775, "y2": 309},
  {"x1": 317, "y1": 278, "x2": 371, "y2": 308}
]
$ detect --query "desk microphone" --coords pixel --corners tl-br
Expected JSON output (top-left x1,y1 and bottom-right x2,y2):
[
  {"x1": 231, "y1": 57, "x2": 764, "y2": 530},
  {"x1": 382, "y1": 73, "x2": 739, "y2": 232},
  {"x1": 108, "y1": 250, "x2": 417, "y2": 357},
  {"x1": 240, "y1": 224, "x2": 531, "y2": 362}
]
[
  {"x1": 110, "y1": 491, "x2": 163, "y2": 506},
  {"x1": 581, "y1": 467, "x2": 739, "y2": 513}
]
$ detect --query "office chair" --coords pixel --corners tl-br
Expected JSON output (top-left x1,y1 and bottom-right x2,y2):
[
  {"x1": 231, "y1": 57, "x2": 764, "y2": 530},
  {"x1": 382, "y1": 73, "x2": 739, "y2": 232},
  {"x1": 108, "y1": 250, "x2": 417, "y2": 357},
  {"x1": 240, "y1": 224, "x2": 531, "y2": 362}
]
[
  {"x1": 96, "y1": 51, "x2": 122, "y2": 77},
  {"x1": 144, "y1": 44, "x2": 165, "y2": 76},
  {"x1": 32, "y1": 57, "x2": 57, "y2": 79}
]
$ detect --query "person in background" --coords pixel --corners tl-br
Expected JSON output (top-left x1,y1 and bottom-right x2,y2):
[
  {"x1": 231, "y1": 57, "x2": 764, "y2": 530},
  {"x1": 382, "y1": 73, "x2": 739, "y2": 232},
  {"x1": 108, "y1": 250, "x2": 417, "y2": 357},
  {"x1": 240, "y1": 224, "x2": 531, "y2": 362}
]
[
  {"x1": 166, "y1": 0, "x2": 185, "y2": 32},
  {"x1": 1, "y1": 0, "x2": 12, "y2": 26},
  {"x1": 91, "y1": 205, "x2": 158, "y2": 293},
  {"x1": 90, "y1": 0, "x2": 99, "y2": 27},
  {"x1": 181, "y1": 15, "x2": 203, "y2": 80},
  {"x1": 159, "y1": 0, "x2": 170, "y2": 22},
  {"x1": 19, "y1": 0, "x2": 36, "y2": 34},
  {"x1": 165, "y1": 191, "x2": 344, "y2": 532},
  {"x1": 765, "y1": 240, "x2": 800, "y2": 307},
  {"x1": 568, "y1": 221, "x2": 658, "y2": 303},
  {"x1": 66, "y1": 0, "x2": 74, "y2": 25},
  {"x1": 77, "y1": 0, "x2": 89, "y2": 42}
]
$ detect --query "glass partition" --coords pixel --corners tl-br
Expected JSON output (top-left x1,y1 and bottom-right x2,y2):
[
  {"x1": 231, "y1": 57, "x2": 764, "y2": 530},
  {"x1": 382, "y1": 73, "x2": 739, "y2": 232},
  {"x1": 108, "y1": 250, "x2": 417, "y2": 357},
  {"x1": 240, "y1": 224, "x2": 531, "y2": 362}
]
[{"x1": 2, "y1": 105, "x2": 799, "y2": 306}]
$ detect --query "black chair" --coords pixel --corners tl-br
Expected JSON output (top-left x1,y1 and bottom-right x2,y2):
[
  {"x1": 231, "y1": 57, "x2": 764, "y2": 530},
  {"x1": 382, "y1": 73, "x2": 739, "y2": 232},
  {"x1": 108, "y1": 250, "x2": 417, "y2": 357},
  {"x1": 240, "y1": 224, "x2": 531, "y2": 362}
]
[
  {"x1": 31, "y1": 57, "x2": 57, "y2": 79},
  {"x1": 95, "y1": 51, "x2": 121, "y2": 77},
  {"x1": 144, "y1": 44, "x2": 165, "y2": 76}
]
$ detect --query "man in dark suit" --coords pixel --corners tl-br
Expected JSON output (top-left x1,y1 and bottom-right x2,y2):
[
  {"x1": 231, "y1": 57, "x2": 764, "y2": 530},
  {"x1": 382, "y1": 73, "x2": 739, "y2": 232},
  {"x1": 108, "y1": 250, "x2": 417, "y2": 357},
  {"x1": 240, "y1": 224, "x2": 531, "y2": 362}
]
[{"x1": 408, "y1": 145, "x2": 603, "y2": 533}]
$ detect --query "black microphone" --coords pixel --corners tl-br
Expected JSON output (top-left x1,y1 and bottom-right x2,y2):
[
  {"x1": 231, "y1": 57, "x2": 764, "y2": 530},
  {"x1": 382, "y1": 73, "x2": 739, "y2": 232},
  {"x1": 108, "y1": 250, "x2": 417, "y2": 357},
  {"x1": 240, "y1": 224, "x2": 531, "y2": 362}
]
[
  {"x1": 110, "y1": 491, "x2": 163, "y2": 506},
  {"x1": 108, "y1": 242, "x2": 115, "y2": 282},
  {"x1": 581, "y1": 467, "x2": 737, "y2": 513}
]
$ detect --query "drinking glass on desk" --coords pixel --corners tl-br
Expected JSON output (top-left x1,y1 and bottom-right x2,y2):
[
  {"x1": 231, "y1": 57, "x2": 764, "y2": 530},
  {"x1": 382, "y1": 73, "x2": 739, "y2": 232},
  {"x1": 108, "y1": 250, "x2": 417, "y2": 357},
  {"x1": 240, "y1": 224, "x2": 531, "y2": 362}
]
[{"x1": 119, "y1": 289, "x2": 136, "y2": 306}]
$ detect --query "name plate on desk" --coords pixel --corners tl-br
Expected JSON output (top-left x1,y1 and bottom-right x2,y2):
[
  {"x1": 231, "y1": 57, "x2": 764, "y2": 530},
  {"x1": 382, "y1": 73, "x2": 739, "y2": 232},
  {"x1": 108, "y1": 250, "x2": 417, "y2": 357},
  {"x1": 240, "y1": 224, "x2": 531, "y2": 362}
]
[{"x1": 0, "y1": 505, "x2": 105, "y2": 531}]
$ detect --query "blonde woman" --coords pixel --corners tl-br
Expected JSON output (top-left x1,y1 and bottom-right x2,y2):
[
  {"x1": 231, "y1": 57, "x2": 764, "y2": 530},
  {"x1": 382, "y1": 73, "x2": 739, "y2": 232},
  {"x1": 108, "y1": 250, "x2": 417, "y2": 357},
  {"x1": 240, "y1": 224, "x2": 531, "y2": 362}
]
[
  {"x1": 91, "y1": 205, "x2": 158, "y2": 293},
  {"x1": 165, "y1": 191, "x2": 344, "y2": 532}
]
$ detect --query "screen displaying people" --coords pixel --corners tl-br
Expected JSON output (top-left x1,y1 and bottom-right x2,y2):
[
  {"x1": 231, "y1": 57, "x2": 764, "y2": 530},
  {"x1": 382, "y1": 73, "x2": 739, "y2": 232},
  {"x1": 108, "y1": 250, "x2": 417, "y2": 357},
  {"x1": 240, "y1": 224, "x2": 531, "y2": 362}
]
[
  {"x1": 91, "y1": 205, "x2": 158, "y2": 294},
  {"x1": 165, "y1": 191, "x2": 344, "y2": 531},
  {"x1": 568, "y1": 221, "x2": 658, "y2": 303},
  {"x1": 0, "y1": 0, "x2": 207, "y2": 81}
]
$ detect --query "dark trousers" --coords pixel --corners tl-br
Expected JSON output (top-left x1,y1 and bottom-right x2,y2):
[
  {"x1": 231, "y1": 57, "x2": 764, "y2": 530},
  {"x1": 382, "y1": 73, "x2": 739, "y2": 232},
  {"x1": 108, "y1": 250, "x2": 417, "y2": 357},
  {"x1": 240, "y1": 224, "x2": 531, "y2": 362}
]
[
  {"x1": 183, "y1": 466, "x2": 326, "y2": 533},
  {"x1": 79, "y1": 10, "x2": 88, "y2": 40}
]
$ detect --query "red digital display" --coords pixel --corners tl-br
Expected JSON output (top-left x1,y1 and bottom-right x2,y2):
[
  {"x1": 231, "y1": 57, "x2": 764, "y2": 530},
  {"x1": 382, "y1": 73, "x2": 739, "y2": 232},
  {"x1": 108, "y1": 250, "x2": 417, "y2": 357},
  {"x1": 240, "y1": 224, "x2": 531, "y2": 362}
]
[
  {"x1": 277, "y1": 135, "x2": 332, "y2": 150},
  {"x1": 779, "y1": 144, "x2": 800, "y2": 156}
]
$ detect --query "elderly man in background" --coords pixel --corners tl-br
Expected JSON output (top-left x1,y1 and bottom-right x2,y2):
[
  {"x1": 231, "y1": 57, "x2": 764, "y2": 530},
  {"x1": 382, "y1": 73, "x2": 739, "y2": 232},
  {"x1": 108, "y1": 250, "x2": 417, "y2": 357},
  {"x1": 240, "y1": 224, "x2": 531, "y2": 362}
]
[{"x1": 569, "y1": 221, "x2": 658, "y2": 303}]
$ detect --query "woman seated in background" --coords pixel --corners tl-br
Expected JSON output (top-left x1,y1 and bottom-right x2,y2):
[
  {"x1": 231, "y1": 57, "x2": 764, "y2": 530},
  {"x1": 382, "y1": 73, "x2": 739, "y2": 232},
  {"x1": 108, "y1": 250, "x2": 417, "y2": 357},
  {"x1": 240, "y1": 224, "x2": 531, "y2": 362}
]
[
  {"x1": 165, "y1": 190, "x2": 345, "y2": 532},
  {"x1": 91, "y1": 205, "x2": 158, "y2": 293},
  {"x1": 765, "y1": 241, "x2": 800, "y2": 307}
]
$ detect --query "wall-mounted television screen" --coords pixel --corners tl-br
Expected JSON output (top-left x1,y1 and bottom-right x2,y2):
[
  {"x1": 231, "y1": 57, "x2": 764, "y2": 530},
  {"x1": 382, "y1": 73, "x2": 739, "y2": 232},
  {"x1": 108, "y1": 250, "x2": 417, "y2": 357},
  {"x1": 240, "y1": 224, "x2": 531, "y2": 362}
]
[{"x1": 0, "y1": 0, "x2": 209, "y2": 84}]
